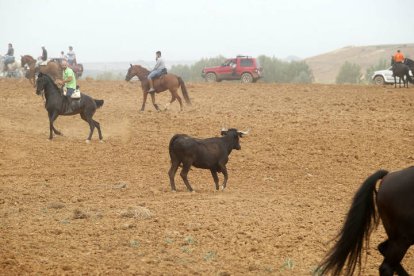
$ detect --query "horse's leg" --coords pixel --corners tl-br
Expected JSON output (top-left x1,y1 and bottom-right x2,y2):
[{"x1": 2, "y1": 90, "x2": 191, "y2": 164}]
[
  {"x1": 48, "y1": 111, "x2": 59, "y2": 140},
  {"x1": 179, "y1": 162, "x2": 194, "y2": 192},
  {"x1": 150, "y1": 93, "x2": 160, "y2": 111},
  {"x1": 93, "y1": 120, "x2": 103, "y2": 141},
  {"x1": 168, "y1": 159, "x2": 180, "y2": 192},
  {"x1": 378, "y1": 240, "x2": 408, "y2": 276},
  {"x1": 379, "y1": 239, "x2": 409, "y2": 276},
  {"x1": 80, "y1": 112, "x2": 95, "y2": 142},
  {"x1": 171, "y1": 89, "x2": 183, "y2": 111},
  {"x1": 210, "y1": 169, "x2": 220, "y2": 191},
  {"x1": 140, "y1": 91, "x2": 148, "y2": 111}
]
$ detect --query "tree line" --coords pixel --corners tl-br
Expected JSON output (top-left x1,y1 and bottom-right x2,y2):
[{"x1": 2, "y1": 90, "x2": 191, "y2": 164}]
[{"x1": 169, "y1": 55, "x2": 314, "y2": 83}]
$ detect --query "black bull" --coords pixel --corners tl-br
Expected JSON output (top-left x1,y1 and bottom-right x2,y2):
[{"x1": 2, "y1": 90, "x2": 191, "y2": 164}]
[{"x1": 168, "y1": 128, "x2": 248, "y2": 192}]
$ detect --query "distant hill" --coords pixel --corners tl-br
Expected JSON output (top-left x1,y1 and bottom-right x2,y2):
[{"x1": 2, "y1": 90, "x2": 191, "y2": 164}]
[{"x1": 305, "y1": 43, "x2": 414, "y2": 83}]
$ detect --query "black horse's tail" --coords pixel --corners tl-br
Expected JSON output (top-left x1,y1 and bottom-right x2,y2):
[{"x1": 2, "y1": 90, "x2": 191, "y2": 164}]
[
  {"x1": 95, "y1": 99, "x2": 104, "y2": 109},
  {"x1": 177, "y1": 77, "x2": 191, "y2": 105},
  {"x1": 407, "y1": 73, "x2": 414, "y2": 84},
  {"x1": 317, "y1": 169, "x2": 389, "y2": 276}
]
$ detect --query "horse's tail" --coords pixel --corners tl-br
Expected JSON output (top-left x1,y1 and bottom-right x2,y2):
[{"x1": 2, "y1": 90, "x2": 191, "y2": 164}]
[
  {"x1": 95, "y1": 99, "x2": 104, "y2": 109},
  {"x1": 317, "y1": 169, "x2": 389, "y2": 276},
  {"x1": 407, "y1": 73, "x2": 414, "y2": 84},
  {"x1": 177, "y1": 77, "x2": 191, "y2": 105}
]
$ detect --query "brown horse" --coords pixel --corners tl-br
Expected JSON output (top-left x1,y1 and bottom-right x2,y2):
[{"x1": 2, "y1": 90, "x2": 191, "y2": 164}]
[
  {"x1": 21, "y1": 55, "x2": 62, "y2": 86},
  {"x1": 125, "y1": 64, "x2": 191, "y2": 111}
]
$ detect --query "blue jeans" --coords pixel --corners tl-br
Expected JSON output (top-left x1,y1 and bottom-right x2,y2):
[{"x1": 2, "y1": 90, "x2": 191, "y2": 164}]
[
  {"x1": 66, "y1": 88, "x2": 75, "y2": 97},
  {"x1": 148, "y1": 69, "x2": 163, "y2": 80}
]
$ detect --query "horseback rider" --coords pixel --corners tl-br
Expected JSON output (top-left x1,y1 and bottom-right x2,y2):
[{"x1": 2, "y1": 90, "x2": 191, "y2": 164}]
[
  {"x1": 67, "y1": 46, "x2": 76, "y2": 66},
  {"x1": 56, "y1": 60, "x2": 78, "y2": 98},
  {"x1": 35, "y1": 46, "x2": 48, "y2": 68},
  {"x1": 393, "y1": 49, "x2": 405, "y2": 64},
  {"x1": 148, "y1": 51, "x2": 166, "y2": 93},
  {"x1": 3, "y1": 43, "x2": 15, "y2": 72}
]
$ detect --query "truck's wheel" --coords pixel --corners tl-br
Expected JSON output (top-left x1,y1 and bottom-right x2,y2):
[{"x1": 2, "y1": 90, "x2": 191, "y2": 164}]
[
  {"x1": 241, "y1": 73, "x2": 253, "y2": 83},
  {"x1": 373, "y1": 75, "x2": 385, "y2": 85},
  {"x1": 205, "y1": 72, "x2": 217, "y2": 83}
]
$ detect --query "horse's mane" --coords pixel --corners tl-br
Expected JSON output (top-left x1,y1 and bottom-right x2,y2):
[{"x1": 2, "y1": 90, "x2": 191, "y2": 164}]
[
  {"x1": 134, "y1": 65, "x2": 150, "y2": 76},
  {"x1": 40, "y1": 73, "x2": 61, "y2": 91}
]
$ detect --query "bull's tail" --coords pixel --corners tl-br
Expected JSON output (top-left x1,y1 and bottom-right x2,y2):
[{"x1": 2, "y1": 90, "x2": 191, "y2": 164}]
[
  {"x1": 177, "y1": 77, "x2": 191, "y2": 105},
  {"x1": 94, "y1": 99, "x2": 104, "y2": 109},
  {"x1": 169, "y1": 134, "x2": 181, "y2": 158},
  {"x1": 317, "y1": 169, "x2": 389, "y2": 276}
]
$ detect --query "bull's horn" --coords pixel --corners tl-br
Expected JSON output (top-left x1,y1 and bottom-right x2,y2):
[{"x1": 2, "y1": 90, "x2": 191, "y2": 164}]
[
  {"x1": 238, "y1": 129, "x2": 250, "y2": 135},
  {"x1": 221, "y1": 127, "x2": 228, "y2": 132}
]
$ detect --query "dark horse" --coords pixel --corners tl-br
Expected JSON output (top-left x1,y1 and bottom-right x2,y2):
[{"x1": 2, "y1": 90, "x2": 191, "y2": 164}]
[
  {"x1": 391, "y1": 56, "x2": 413, "y2": 88},
  {"x1": 36, "y1": 72, "x2": 104, "y2": 142},
  {"x1": 21, "y1": 55, "x2": 61, "y2": 87},
  {"x1": 318, "y1": 167, "x2": 414, "y2": 276},
  {"x1": 125, "y1": 65, "x2": 191, "y2": 111}
]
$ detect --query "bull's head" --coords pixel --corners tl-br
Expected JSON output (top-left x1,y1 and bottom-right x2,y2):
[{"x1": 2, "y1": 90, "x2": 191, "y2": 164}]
[{"x1": 221, "y1": 128, "x2": 249, "y2": 150}]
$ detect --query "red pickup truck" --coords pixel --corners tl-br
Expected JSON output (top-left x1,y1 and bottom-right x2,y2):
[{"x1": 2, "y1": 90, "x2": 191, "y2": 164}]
[{"x1": 202, "y1": 56, "x2": 262, "y2": 83}]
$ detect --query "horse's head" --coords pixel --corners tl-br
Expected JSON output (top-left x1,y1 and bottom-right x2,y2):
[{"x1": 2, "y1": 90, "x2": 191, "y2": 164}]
[
  {"x1": 36, "y1": 73, "x2": 46, "y2": 95},
  {"x1": 125, "y1": 64, "x2": 149, "y2": 81},
  {"x1": 125, "y1": 64, "x2": 135, "y2": 81}
]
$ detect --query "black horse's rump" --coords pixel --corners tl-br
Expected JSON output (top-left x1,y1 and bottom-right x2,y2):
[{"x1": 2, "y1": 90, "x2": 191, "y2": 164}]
[
  {"x1": 36, "y1": 72, "x2": 104, "y2": 141},
  {"x1": 318, "y1": 167, "x2": 414, "y2": 276}
]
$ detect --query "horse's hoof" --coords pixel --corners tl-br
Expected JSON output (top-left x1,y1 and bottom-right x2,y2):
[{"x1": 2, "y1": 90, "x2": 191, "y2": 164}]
[
  {"x1": 221, "y1": 186, "x2": 226, "y2": 191},
  {"x1": 171, "y1": 189, "x2": 176, "y2": 193},
  {"x1": 85, "y1": 140, "x2": 91, "y2": 144}
]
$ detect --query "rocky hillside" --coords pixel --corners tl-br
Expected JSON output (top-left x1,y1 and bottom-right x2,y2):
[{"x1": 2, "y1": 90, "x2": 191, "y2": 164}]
[{"x1": 305, "y1": 44, "x2": 414, "y2": 83}]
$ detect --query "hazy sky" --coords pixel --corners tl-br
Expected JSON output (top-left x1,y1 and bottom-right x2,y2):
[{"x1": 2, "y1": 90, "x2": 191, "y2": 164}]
[{"x1": 1, "y1": 0, "x2": 413, "y2": 63}]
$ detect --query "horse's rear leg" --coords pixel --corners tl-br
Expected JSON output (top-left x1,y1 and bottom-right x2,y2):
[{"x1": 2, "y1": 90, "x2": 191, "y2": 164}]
[
  {"x1": 171, "y1": 89, "x2": 183, "y2": 111},
  {"x1": 93, "y1": 120, "x2": 103, "y2": 141},
  {"x1": 80, "y1": 113, "x2": 95, "y2": 142},
  {"x1": 378, "y1": 240, "x2": 409, "y2": 276}
]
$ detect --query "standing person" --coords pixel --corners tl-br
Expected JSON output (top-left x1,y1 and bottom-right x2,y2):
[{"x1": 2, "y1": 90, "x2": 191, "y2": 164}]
[
  {"x1": 60, "y1": 51, "x2": 67, "y2": 59},
  {"x1": 56, "y1": 60, "x2": 77, "y2": 98},
  {"x1": 67, "y1": 46, "x2": 76, "y2": 65},
  {"x1": 3, "y1": 43, "x2": 15, "y2": 72},
  {"x1": 147, "y1": 51, "x2": 166, "y2": 93}
]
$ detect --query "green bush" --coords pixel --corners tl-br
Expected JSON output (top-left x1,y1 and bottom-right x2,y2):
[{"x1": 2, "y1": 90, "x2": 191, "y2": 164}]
[
  {"x1": 336, "y1": 61, "x2": 362, "y2": 84},
  {"x1": 365, "y1": 58, "x2": 388, "y2": 83}
]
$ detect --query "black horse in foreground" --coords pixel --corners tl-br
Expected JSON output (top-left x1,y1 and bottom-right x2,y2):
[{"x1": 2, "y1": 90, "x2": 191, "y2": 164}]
[
  {"x1": 36, "y1": 73, "x2": 104, "y2": 142},
  {"x1": 391, "y1": 57, "x2": 414, "y2": 88},
  {"x1": 318, "y1": 167, "x2": 414, "y2": 276}
]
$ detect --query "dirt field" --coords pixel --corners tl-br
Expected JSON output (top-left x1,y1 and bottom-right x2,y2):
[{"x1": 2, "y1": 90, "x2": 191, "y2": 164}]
[{"x1": 0, "y1": 78, "x2": 413, "y2": 275}]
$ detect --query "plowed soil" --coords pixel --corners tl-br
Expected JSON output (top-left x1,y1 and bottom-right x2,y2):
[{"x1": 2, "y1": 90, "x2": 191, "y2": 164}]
[{"x1": 1, "y1": 78, "x2": 413, "y2": 275}]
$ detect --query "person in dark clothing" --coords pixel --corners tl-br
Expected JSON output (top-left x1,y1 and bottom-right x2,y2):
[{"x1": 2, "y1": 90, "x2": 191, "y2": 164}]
[
  {"x1": 36, "y1": 46, "x2": 48, "y2": 67},
  {"x1": 41, "y1": 46, "x2": 47, "y2": 61}
]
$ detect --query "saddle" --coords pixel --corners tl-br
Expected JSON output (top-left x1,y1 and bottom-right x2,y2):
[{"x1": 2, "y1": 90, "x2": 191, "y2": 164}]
[
  {"x1": 62, "y1": 86, "x2": 81, "y2": 114},
  {"x1": 154, "y1": 68, "x2": 168, "y2": 79}
]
